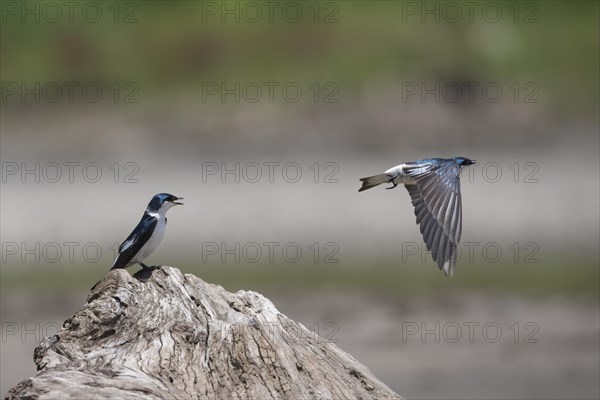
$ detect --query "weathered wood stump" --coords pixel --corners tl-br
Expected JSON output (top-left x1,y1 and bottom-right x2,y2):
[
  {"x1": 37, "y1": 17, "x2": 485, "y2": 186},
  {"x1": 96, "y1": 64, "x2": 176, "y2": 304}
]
[{"x1": 6, "y1": 266, "x2": 402, "y2": 399}]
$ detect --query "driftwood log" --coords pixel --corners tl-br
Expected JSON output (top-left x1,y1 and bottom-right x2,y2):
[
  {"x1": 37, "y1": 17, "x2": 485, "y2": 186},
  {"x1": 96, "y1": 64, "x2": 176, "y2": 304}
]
[{"x1": 6, "y1": 266, "x2": 402, "y2": 399}]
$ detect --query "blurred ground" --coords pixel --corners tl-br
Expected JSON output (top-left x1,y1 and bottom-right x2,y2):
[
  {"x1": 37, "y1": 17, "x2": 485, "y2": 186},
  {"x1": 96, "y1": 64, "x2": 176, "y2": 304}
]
[{"x1": 2, "y1": 290, "x2": 598, "y2": 399}]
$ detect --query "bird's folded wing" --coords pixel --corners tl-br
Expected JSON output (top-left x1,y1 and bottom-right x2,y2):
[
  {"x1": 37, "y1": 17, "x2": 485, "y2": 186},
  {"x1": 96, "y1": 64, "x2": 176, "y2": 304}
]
[
  {"x1": 111, "y1": 215, "x2": 158, "y2": 270},
  {"x1": 403, "y1": 162, "x2": 462, "y2": 276}
]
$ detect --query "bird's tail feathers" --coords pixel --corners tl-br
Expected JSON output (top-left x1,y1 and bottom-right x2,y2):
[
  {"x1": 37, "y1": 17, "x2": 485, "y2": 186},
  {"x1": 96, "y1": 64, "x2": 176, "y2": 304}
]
[
  {"x1": 358, "y1": 173, "x2": 390, "y2": 192},
  {"x1": 110, "y1": 262, "x2": 123, "y2": 271},
  {"x1": 111, "y1": 255, "x2": 127, "y2": 270}
]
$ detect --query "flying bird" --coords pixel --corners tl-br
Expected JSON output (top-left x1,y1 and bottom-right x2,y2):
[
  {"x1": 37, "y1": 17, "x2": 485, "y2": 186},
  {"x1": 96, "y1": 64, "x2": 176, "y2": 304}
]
[
  {"x1": 111, "y1": 193, "x2": 183, "y2": 270},
  {"x1": 359, "y1": 157, "x2": 476, "y2": 276}
]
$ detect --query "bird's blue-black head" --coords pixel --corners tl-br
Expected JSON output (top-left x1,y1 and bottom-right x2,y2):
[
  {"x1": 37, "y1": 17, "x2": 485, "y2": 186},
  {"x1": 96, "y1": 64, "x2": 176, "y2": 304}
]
[
  {"x1": 453, "y1": 157, "x2": 477, "y2": 166},
  {"x1": 147, "y1": 193, "x2": 183, "y2": 212}
]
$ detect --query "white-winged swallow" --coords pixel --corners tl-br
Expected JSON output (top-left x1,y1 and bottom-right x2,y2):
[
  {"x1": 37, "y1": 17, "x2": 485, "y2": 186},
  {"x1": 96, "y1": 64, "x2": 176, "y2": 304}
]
[
  {"x1": 111, "y1": 193, "x2": 183, "y2": 270},
  {"x1": 359, "y1": 157, "x2": 476, "y2": 277}
]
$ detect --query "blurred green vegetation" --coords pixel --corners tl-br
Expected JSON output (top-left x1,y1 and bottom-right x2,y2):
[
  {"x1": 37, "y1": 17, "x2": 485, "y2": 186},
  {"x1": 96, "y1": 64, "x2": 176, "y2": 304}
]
[
  {"x1": 1, "y1": 1, "x2": 598, "y2": 116},
  {"x1": 2, "y1": 257, "x2": 598, "y2": 298}
]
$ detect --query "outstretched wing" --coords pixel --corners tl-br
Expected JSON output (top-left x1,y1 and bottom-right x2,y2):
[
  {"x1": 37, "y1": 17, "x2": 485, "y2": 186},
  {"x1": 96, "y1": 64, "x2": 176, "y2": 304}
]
[
  {"x1": 111, "y1": 215, "x2": 157, "y2": 270},
  {"x1": 403, "y1": 161, "x2": 462, "y2": 276}
]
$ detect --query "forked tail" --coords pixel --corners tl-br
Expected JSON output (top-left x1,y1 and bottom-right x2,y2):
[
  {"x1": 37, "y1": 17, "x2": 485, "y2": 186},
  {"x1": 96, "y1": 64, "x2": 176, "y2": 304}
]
[{"x1": 358, "y1": 173, "x2": 390, "y2": 192}]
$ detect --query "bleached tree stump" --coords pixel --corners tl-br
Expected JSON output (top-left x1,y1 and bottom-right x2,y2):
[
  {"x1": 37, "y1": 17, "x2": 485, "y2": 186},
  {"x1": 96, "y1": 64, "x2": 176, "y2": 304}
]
[{"x1": 6, "y1": 266, "x2": 402, "y2": 399}]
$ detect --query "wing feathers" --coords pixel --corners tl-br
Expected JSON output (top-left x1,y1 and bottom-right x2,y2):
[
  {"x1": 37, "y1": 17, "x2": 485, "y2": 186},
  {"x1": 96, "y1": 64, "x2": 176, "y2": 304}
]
[
  {"x1": 111, "y1": 215, "x2": 158, "y2": 270},
  {"x1": 404, "y1": 161, "x2": 463, "y2": 276}
]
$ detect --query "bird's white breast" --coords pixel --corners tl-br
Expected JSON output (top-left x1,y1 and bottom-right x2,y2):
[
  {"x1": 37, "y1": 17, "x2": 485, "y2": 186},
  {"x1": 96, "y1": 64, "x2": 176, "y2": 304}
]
[{"x1": 131, "y1": 213, "x2": 167, "y2": 264}]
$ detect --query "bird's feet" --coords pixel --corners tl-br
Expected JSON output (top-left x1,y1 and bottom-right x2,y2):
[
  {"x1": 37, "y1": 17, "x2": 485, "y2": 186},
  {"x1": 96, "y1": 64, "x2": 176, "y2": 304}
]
[
  {"x1": 140, "y1": 263, "x2": 159, "y2": 270},
  {"x1": 386, "y1": 182, "x2": 398, "y2": 190}
]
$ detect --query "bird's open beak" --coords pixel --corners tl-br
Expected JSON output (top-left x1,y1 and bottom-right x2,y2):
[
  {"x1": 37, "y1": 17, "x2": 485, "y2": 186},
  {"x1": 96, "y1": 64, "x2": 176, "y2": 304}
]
[{"x1": 173, "y1": 197, "x2": 184, "y2": 205}]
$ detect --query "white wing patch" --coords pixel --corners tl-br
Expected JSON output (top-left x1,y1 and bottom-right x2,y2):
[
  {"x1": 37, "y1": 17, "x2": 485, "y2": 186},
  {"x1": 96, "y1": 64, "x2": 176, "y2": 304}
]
[{"x1": 120, "y1": 236, "x2": 137, "y2": 252}]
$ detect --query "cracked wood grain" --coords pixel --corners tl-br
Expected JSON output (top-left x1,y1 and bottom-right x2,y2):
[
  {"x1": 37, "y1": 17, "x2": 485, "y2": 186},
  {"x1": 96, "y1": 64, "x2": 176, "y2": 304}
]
[{"x1": 6, "y1": 266, "x2": 403, "y2": 400}]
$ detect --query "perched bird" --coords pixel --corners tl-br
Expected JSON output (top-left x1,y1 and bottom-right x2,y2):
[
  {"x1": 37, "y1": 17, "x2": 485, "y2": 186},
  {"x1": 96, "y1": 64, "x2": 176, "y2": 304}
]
[
  {"x1": 359, "y1": 157, "x2": 476, "y2": 277},
  {"x1": 111, "y1": 193, "x2": 183, "y2": 270}
]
